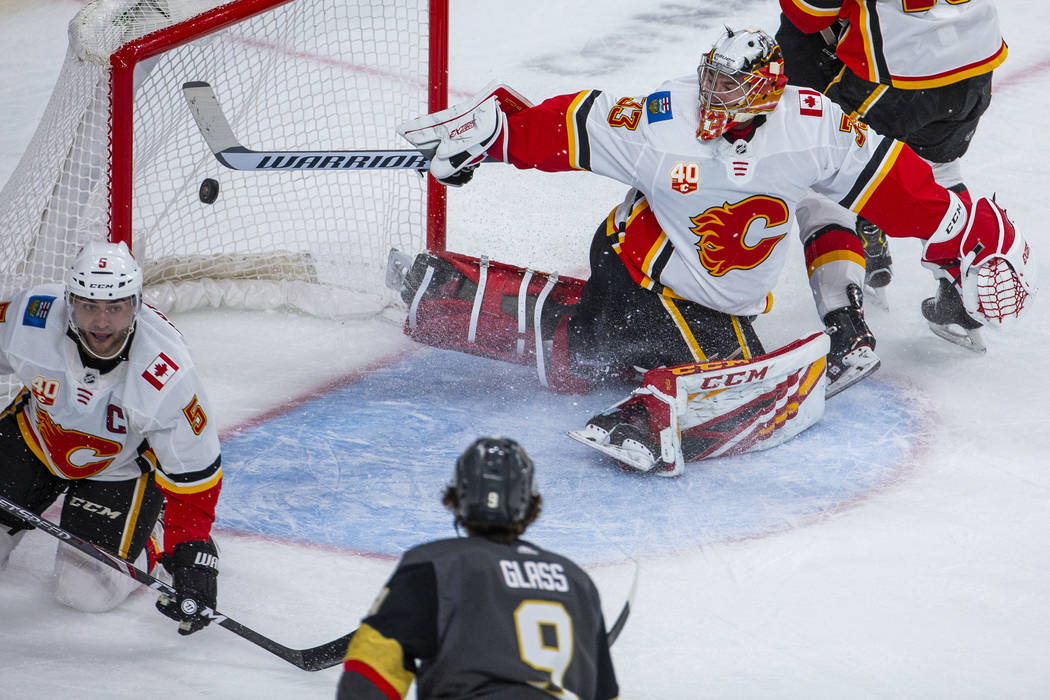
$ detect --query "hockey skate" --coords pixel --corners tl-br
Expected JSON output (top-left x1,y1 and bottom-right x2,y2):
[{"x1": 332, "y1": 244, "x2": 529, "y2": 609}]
[
  {"x1": 824, "y1": 283, "x2": 880, "y2": 398},
  {"x1": 567, "y1": 401, "x2": 664, "y2": 474},
  {"x1": 858, "y1": 216, "x2": 892, "y2": 288},
  {"x1": 921, "y1": 277, "x2": 986, "y2": 353},
  {"x1": 385, "y1": 249, "x2": 461, "y2": 305}
]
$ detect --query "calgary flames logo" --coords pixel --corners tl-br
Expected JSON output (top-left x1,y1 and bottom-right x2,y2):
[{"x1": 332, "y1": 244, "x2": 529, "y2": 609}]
[
  {"x1": 33, "y1": 407, "x2": 122, "y2": 479},
  {"x1": 690, "y1": 196, "x2": 789, "y2": 276}
]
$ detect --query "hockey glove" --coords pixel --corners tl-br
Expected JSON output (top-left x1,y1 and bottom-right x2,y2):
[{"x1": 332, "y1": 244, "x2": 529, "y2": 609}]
[
  {"x1": 399, "y1": 82, "x2": 532, "y2": 188},
  {"x1": 156, "y1": 538, "x2": 219, "y2": 635},
  {"x1": 921, "y1": 192, "x2": 1036, "y2": 325}
]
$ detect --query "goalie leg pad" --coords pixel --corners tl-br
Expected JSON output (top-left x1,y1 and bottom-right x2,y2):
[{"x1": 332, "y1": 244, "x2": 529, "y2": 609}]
[
  {"x1": 569, "y1": 332, "x2": 830, "y2": 476},
  {"x1": 400, "y1": 251, "x2": 591, "y2": 393}
]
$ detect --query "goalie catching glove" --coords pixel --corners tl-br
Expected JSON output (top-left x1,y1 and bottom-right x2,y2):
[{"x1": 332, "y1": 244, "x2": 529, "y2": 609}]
[
  {"x1": 156, "y1": 538, "x2": 219, "y2": 635},
  {"x1": 920, "y1": 192, "x2": 1036, "y2": 327},
  {"x1": 398, "y1": 81, "x2": 532, "y2": 186}
]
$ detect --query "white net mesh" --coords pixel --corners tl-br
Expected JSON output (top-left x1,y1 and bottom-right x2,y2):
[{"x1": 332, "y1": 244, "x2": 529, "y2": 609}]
[
  {"x1": 974, "y1": 257, "x2": 1031, "y2": 324},
  {"x1": 0, "y1": 0, "x2": 433, "y2": 318}
]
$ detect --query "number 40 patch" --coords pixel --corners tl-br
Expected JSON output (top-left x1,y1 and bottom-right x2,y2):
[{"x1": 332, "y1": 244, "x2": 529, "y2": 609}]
[{"x1": 670, "y1": 161, "x2": 700, "y2": 194}]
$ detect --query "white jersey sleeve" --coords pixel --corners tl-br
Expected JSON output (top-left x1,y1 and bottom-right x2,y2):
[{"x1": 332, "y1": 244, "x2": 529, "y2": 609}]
[{"x1": 0, "y1": 285, "x2": 220, "y2": 482}]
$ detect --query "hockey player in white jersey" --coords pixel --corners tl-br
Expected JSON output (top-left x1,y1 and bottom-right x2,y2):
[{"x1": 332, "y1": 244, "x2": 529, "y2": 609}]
[
  {"x1": 393, "y1": 26, "x2": 1034, "y2": 474},
  {"x1": 0, "y1": 241, "x2": 222, "y2": 632},
  {"x1": 780, "y1": 0, "x2": 1008, "y2": 351}
]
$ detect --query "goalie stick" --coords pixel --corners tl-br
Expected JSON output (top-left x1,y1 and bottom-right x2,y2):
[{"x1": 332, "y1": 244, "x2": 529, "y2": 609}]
[
  {"x1": 182, "y1": 81, "x2": 498, "y2": 172},
  {"x1": 0, "y1": 494, "x2": 351, "y2": 672}
]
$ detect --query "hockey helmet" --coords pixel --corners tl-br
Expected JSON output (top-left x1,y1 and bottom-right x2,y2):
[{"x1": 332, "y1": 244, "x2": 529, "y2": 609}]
[
  {"x1": 697, "y1": 27, "x2": 787, "y2": 140},
  {"x1": 451, "y1": 437, "x2": 537, "y2": 530},
  {"x1": 65, "y1": 240, "x2": 143, "y2": 360}
]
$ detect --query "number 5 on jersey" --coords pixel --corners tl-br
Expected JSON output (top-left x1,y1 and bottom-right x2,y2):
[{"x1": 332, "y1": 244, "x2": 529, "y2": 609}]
[{"x1": 183, "y1": 395, "x2": 208, "y2": 435}]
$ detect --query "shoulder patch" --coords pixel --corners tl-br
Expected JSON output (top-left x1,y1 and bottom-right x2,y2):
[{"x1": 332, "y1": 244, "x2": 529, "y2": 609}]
[
  {"x1": 22, "y1": 295, "x2": 56, "y2": 328},
  {"x1": 142, "y1": 352, "x2": 180, "y2": 390},
  {"x1": 797, "y1": 89, "x2": 823, "y2": 117},
  {"x1": 646, "y1": 90, "x2": 673, "y2": 123}
]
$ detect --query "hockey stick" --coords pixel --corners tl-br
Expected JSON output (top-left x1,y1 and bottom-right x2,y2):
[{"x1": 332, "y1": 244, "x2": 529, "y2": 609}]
[
  {"x1": 607, "y1": 558, "x2": 640, "y2": 646},
  {"x1": 0, "y1": 494, "x2": 351, "y2": 671},
  {"x1": 183, "y1": 81, "x2": 501, "y2": 173}
]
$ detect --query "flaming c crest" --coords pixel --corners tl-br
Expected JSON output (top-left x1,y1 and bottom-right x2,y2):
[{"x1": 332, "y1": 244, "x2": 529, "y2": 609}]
[
  {"x1": 691, "y1": 196, "x2": 789, "y2": 276},
  {"x1": 34, "y1": 407, "x2": 122, "y2": 479}
]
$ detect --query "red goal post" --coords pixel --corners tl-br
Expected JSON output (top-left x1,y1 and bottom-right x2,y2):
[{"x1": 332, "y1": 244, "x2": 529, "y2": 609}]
[{"x1": 0, "y1": 0, "x2": 449, "y2": 319}]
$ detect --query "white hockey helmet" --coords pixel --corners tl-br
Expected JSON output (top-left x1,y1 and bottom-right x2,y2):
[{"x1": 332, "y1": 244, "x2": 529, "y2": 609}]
[
  {"x1": 697, "y1": 27, "x2": 787, "y2": 140},
  {"x1": 65, "y1": 240, "x2": 143, "y2": 360}
]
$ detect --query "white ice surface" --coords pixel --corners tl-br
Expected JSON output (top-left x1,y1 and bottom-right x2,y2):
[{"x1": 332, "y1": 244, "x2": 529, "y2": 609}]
[{"x1": 2, "y1": 1, "x2": 1049, "y2": 698}]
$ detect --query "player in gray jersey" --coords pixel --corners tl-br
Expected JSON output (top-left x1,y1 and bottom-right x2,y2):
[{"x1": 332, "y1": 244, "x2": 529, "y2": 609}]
[{"x1": 337, "y1": 437, "x2": 618, "y2": 700}]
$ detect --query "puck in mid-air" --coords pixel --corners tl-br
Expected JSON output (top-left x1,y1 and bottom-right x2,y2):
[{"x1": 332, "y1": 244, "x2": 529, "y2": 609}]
[{"x1": 199, "y1": 178, "x2": 219, "y2": 204}]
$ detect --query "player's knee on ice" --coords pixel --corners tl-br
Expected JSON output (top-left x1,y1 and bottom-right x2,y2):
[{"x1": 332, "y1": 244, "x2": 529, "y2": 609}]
[
  {"x1": 0, "y1": 529, "x2": 27, "y2": 571},
  {"x1": 53, "y1": 545, "x2": 140, "y2": 612}
]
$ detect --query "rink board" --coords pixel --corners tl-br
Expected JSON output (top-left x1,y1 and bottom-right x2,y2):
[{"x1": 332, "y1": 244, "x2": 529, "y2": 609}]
[{"x1": 216, "y1": 348, "x2": 920, "y2": 564}]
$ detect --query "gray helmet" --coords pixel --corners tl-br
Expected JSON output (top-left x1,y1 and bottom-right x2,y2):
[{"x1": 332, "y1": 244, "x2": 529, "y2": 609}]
[{"x1": 452, "y1": 437, "x2": 537, "y2": 529}]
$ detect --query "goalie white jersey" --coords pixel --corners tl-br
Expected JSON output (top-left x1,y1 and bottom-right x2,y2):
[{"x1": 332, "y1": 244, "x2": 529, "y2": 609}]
[
  {"x1": 0, "y1": 284, "x2": 220, "y2": 483},
  {"x1": 505, "y1": 79, "x2": 906, "y2": 315}
]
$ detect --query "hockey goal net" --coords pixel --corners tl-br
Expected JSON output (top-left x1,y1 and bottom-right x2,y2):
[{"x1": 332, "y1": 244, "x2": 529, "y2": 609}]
[{"x1": 0, "y1": 0, "x2": 448, "y2": 319}]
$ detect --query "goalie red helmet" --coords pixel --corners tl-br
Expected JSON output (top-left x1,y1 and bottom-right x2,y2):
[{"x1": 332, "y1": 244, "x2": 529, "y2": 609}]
[
  {"x1": 65, "y1": 240, "x2": 143, "y2": 360},
  {"x1": 697, "y1": 27, "x2": 787, "y2": 140},
  {"x1": 450, "y1": 437, "x2": 538, "y2": 532}
]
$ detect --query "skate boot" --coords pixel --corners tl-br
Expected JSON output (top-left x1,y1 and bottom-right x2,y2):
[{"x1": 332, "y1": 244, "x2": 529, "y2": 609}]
[
  {"x1": 824, "y1": 283, "x2": 880, "y2": 397},
  {"x1": 568, "y1": 400, "x2": 662, "y2": 473},
  {"x1": 857, "y1": 216, "x2": 893, "y2": 289},
  {"x1": 385, "y1": 250, "x2": 461, "y2": 305},
  {"x1": 921, "y1": 277, "x2": 986, "y2": 353}
]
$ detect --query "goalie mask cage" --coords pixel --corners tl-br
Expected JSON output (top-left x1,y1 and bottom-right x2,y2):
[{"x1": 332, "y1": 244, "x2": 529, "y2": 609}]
[{"x1": 0, "y1": 0, "x2": 449, "y2": 321}]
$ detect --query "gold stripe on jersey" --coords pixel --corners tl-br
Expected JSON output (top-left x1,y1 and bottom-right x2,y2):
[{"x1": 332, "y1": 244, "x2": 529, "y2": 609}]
[
  {"x1": 565, "y1": 90, "x2": 593, "y2": 171},
  {"x1": 891, "y1": 41, "x2": 1008, "y2": 89},
  {"x1": 659, "y1": 296, "x2": 705, "y2": 361},
  {"x1": 853, "y1": 84, "x2": 887, "y2": 120},
  {"x1": 117, "y1": 473, "x2": 151, "y2": 558},
  {"x1": 343, "y1": 622, "x2": 414, "y2": 698},
  {"x1": 784, "y1": 0, "x2": 840, "y2": 20},
  {"x1": 806, "y1": 250, "x2": 866, "y2": 277},
  {"x1": 0, "y1": 388, "x2": 28, "y2": 420},
  {"x1": 729, "y1": 316, "x2": 753, "y2": 361},
  {"x1": 16, "y1": 409, "x2": 56, "y2": 474},
  {"x1": 845, "y1": 140, "x2": 906, "y2": 213},
  {"x1": 854, "y1": 1, "x2": 878, "y2": 83},
  {"x1": 154, "y1": 465, "x2": 222, "y2": 495},
  {"x1": 640, "y1": 233, "x2": 670, "y2": 288}
]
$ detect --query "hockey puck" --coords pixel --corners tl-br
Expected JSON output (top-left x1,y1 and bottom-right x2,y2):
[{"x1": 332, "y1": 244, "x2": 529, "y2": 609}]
[{"x1": 198, "y1": 178, "x2": 219, "y2": 204}]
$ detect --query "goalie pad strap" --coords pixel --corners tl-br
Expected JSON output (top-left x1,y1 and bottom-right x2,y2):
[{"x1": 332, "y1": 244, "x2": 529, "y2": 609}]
[
  {"x1": 534, "y1": 273, "x2": 558, "y2": 388},
  {"x1": 516, "y1": 269, "x2": 535, "y2": 355},
  {"x1": 402, "y1": 251, "x2": 590, "y2": 393},
  {"x1": 468, "y1": 256, "x2": 490, "y2": 343},
  {"x1": 408, "y1": 265, "x2": 436, "y2": 330}
]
